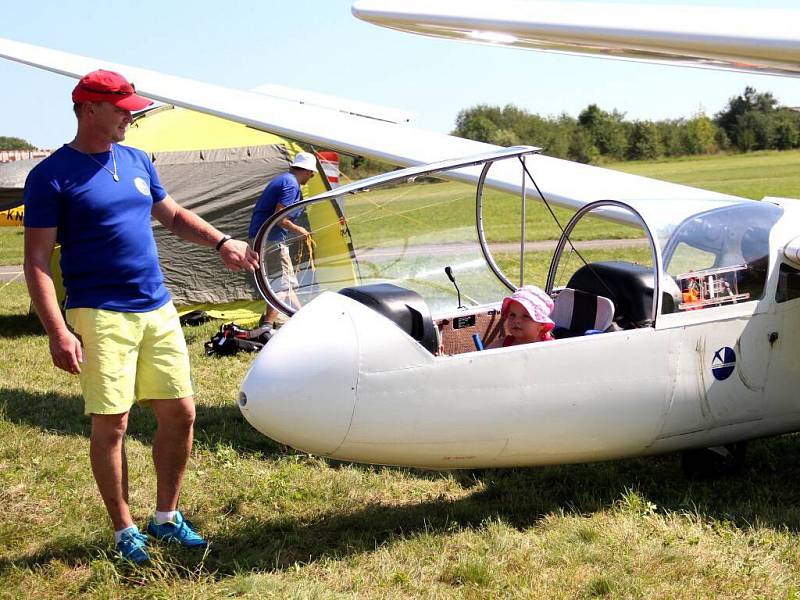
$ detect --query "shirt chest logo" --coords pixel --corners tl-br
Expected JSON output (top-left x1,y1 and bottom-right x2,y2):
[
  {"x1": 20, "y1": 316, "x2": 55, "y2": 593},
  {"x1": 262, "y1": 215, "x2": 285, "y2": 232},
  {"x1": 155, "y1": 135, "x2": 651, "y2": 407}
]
[{"x1": 134, "y1": 177, "x2": 150, "y2": 196}]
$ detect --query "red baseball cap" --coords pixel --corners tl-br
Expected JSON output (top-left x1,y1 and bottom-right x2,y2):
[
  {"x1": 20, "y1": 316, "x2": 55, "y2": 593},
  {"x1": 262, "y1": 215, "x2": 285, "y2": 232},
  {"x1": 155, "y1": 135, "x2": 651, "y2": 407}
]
[{"x1": 71, "y1": 69, "x2": 153, "y2": 111}]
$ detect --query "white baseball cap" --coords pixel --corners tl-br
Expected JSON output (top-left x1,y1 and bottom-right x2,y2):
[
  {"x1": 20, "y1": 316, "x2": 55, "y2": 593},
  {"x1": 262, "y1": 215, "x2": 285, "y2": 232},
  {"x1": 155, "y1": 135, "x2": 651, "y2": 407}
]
[{"x1": 290, "y1": 151, "x2": 317, "y2": 173}]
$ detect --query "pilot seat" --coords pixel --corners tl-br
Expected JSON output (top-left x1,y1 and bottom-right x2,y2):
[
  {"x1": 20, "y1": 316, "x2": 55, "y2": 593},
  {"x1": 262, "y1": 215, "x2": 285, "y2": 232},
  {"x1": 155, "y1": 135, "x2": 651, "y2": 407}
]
[
  {"x1": 566, "y1": 261, "x2": 681, "y2": 329},
  {"x1": 551, "y1": 288, "x2": 615, "y2": 338}
]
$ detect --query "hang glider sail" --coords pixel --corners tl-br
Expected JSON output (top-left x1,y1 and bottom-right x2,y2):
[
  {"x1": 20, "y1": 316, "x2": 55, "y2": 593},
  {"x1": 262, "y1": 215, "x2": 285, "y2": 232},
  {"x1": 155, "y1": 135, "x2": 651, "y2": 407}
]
[
  {"x1": 0, "y1": 36, "x2": 741, "y2": 214},
  {"x1": 352, "y1": 0, "x2": 800, "y2": 77}
]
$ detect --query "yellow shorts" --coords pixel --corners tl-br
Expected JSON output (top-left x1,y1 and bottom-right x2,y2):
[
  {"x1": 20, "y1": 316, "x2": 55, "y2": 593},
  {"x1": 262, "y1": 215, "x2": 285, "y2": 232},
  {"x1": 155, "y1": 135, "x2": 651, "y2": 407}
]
[{"x1": 66, "y1": 301, "x2": 195, "y2": 415}]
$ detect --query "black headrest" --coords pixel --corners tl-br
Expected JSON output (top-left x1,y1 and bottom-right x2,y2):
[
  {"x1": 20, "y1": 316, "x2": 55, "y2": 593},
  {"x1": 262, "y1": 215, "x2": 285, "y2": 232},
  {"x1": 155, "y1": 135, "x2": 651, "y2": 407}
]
[
  {"x1": 567, "y1": 261, "x2": 658, "y2": 328},
  {"x1": 338, "y1": 283, "x2": 438, "y2": 353}
]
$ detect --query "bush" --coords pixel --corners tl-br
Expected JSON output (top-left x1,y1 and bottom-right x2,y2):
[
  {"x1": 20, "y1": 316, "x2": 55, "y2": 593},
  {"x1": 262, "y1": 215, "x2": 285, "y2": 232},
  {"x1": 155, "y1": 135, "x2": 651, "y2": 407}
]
[
  {"x1": 684, "y1": 114, "x2": 719, "y2": 155},
  {"x1": 567, "y1": 128, "x2": 599, "y2": 164},
  {"x1": 0, "y1": 136, "x2": 36, "y2": 150},
  {"x1": 627, "y1": 121, "x2": 662, "y2": 160}
]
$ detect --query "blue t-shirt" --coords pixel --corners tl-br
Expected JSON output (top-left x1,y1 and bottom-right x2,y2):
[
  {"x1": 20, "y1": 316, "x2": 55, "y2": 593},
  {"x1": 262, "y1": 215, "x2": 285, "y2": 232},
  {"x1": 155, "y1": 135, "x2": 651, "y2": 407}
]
[
  {"x1": 248, "y1": 171, "x2": 303, "y2": 241},
  {"x1": 24, "y1": 143, "x2": 171, "y2": 312}
]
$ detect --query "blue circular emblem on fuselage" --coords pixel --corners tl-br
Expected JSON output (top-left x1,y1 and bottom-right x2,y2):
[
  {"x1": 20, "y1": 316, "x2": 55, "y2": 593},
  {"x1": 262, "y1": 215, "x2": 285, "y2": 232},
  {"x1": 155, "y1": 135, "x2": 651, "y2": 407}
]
[{"x1": 711, "y1": 346, "x2": 736, "y2": 381}]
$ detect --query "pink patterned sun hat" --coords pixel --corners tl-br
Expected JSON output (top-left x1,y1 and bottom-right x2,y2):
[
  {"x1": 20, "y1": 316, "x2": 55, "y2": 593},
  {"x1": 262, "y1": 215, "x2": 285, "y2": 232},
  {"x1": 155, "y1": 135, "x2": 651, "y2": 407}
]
[{"x1": 501, "y1": 285, "x2": 555, "y2": 327}]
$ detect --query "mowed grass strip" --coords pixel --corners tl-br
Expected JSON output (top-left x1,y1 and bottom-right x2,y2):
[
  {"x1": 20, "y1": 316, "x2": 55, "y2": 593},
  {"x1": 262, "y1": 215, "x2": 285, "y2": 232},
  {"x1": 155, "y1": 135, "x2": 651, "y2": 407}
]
[
  {"x1": 2, "y1": 150, "x2": 800, "y2": 598},
  {"x1": 611, "y1": 149, "x2": 800, "y2": 200}
]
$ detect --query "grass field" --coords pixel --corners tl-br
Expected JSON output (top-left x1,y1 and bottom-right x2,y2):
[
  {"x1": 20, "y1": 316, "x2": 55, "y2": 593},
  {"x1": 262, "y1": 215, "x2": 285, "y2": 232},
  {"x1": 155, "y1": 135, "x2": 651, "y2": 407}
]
[
  {"x1": 1, "y1": 150, "x2": 800, "y2": 598},
  {"x1": 613, "y1": 149, "x2": 800, "y2": 200},
  {"x1": 0, "y1": 227, "x2": 23, "y2": 266}
]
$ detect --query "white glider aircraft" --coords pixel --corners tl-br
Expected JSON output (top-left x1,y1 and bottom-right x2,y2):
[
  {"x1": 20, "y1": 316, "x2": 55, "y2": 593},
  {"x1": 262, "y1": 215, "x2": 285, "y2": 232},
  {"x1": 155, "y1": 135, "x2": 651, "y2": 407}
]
[
  {"x1": 1, "y1": 2, "x2": 799, "y2": 470},
  {"x1": 242, "y1": 144, "x2": 800, "y2": 469},
  {"x1": 240, "y1": 1, "x2": 800, "y2": 470}
]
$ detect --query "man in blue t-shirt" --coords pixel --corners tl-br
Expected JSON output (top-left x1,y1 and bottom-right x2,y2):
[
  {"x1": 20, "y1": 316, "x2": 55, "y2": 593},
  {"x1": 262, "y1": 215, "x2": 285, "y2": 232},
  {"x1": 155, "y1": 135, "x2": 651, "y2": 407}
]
[
  {"x1": 248, "y1": 151, "x2": 316, "y2": 327},
  {"x1": 23, "y1": 69, "x2": 260, "y2": 564}
]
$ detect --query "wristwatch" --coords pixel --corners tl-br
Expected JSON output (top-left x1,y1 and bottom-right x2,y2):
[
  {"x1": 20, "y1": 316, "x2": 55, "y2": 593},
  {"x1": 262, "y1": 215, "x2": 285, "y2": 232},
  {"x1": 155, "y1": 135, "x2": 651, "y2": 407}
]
[{"x1": 215, "y1": 234, "x2": 232, "y2": 251}]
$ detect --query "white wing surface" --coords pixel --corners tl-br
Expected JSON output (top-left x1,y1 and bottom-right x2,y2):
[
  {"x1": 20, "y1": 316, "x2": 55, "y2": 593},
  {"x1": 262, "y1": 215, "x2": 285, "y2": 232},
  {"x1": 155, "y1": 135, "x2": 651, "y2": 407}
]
[
  {"x1": 352, "y1": 0, "x2": 800, "y2": 77},
  {"x1": 251, "y1": 84, "x2": 416, "y2": 125},
  {"x1": 0, "y1": 36, "x2": 741, "y2": 210}
]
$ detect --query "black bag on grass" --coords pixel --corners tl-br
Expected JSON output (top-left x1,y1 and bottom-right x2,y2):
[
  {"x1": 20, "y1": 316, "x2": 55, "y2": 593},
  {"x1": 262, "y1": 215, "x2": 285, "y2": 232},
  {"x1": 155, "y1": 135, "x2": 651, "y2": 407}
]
[
  {"x1": 180, "y1": 310, "x2": 211, "y2": 327},
  {"x1": 204, "y1": 323, "x2": 273, "y2": 356}
]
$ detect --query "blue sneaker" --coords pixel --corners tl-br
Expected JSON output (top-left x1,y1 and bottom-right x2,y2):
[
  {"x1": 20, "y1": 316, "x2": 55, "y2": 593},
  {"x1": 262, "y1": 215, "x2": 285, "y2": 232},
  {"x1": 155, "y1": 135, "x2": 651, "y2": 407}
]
[
  {"x1": 116, "y1": 528, "x2": 150, "y2": 564},
  {"x1": 147, "y1": 511, "x2": 208, "y2": 548}
]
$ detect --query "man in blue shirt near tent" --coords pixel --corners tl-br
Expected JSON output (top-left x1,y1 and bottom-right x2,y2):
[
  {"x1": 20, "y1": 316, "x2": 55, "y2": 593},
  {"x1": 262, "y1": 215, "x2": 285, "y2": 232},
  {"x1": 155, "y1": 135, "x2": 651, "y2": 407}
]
[
  {"x1": 248, "y1": 151, "x2": 316, "y2": 328},
  {"x1": 23, "y1": 69, "x2": 259, "y2": 564}
]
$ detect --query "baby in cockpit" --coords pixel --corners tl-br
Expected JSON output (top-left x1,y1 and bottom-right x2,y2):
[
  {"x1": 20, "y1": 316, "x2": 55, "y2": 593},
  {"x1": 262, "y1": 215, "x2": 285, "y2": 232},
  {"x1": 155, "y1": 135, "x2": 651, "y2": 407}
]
[{"x1": 492, "y1": 285, "x2": 555, "y2": 347}]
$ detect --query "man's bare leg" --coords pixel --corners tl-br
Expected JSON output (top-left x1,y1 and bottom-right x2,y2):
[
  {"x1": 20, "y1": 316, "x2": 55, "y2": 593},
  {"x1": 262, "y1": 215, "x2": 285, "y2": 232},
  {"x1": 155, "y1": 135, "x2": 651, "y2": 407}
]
[
  {"x1": 261, "y1": 289, "x2": 295, "y2": 327},
  {"x1": 261, "y1": 305, "x2": 279, "y2": 327},
  {"x1": 90, "y1": 412, "x2": 132, "y2": 531},
  {"x1": 151, "y1": 396, "x2": 195, "y2": 512},
  {"x1": 287, "y1": 287, "x2": 302, "y2": 311}
]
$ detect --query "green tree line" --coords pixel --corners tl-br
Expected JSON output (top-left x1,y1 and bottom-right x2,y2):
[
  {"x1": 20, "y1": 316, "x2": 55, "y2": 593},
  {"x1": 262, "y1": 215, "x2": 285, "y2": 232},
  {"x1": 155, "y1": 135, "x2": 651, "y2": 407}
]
[
  {"x1": 452, "y1": 87, "x2": 800, "y2": 164},
  {"x1": 0, "y1": 136, "x2": 36, "y2": 151}
]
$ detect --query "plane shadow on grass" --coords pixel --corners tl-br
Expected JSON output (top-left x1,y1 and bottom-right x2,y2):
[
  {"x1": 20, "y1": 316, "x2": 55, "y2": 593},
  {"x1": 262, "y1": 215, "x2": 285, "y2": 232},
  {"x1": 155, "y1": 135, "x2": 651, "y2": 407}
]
[
  {"x1": 0, "y1": 387, "x2": 285, "y2": 457},
  {"x1": 0, "y1": 538, "x2": 110, "y2": 577},
  {"x1": 4, "y1": 384, "x2": 800, "y2": 578},
  {"x1": 0, "y1": 312, "x2": 45, "y2": 338},
  {"x1": 193, "y1": 435, "x2": 800, "y2": 576}
]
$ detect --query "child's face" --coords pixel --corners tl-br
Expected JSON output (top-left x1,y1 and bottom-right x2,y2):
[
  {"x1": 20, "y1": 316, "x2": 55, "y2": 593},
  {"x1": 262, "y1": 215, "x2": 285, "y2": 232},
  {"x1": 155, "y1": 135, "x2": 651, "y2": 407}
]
[{"x1": 504, "y1": 301, "x2": 545, "y2": 344}]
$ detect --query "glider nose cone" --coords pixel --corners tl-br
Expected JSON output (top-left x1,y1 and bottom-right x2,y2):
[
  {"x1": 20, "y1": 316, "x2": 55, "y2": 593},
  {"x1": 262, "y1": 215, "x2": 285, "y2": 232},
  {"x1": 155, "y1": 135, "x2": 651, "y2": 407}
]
[{"x1": 238, "y1": 293, "x2": 358, "y2": 456}]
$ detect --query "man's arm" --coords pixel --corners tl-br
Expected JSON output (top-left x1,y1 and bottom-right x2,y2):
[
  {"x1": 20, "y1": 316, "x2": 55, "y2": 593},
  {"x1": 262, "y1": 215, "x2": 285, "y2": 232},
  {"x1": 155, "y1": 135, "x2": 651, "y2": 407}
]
[
  {"x1": 24, "y1": 227, "x2": 83, "y2": 374},
  {"x1": 274, "y1": 203, "x2": 310, "y2": 238},
  {"x1": 151, "y1": 195, "x2": 259, "y2": 273}
]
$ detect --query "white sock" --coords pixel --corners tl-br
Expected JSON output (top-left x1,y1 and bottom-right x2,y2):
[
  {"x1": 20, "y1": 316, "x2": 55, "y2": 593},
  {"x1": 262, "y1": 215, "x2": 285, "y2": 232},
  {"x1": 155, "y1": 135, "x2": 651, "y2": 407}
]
[
  {"x1": 114, "y1": 524, "x2": 139, "y2": 543},
  {"x1": 155, "y1": 510, "x2": 178, "y2": 524}
]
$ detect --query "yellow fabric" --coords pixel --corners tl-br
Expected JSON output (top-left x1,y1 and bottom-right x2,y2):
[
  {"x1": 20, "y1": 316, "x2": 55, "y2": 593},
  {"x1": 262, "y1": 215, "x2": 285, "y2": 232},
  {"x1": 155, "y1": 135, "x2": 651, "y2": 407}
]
[
  {"x1": 302, "y1": 169, "x2": 359, "y2": 294},
  {"x1": 66, "y1": 302, "x2": 194, "y2": 415},
  {"x1": 0, "y1": 206, "x2": 23, "y2": 227},
  {"x1": 175, "y1": 300, "x2": 263, "y2": 324},
  {"x1": 126, "y1": 106, "x2": 294, "y2": 152},
  {"x1": 50, "y1": 245, "x2": 65, "y2": 308},
  {"x1": 304, "y1": 201, "x2": 358, "y2": 290}
]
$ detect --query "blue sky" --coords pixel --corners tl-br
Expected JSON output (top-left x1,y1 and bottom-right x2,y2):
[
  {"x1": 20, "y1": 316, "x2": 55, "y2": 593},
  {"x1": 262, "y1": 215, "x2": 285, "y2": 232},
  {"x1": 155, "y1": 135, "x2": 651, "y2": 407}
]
[{"x1": 0, "y1": 0, "x2": 797, "y2": 149}]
